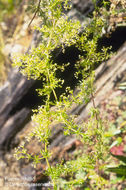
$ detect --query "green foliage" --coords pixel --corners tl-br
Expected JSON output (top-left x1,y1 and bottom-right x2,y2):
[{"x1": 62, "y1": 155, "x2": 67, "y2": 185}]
[
  {"x1": 107, "y1": 159, "x2": 126, "y2": 178},
  {"x1": 13, "y1": 0, "x2": 120, "y2": 189},
  {"x1": 106, "y1": 93, "x2": 126, "y2": 180}
]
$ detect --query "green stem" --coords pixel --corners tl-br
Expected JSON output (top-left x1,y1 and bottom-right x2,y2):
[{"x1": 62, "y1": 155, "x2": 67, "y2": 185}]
[
  {"x1": 44, "y1": 143, "x2": 57, "y2": 188},
  {"x1": 44, "y1": 143, "x2": 52, "y2": 172}
]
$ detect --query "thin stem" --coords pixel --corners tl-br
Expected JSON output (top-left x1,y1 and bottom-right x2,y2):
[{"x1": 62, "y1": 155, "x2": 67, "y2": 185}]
[
  {"x1": 44, "y1": 143, "x2": 57, "y2": 188},
  {"x1": 91, "y1": 91, "x2": 99, "y2": 128},
  {"x1": 52, "y1": 88, "x2": 58, "y2": 101},
  {"x1": 46, "y1": 19, "x2": 58, "y2": 101},
  {"x1": 28, "y1": 0, "x2": 42, "y2": 27},
  {"x1": 47, "y1": 68, "x2": 58, "y2": 102},
  {"x1": 44, "y1": 143, "x2": 52, "y2": 172}
]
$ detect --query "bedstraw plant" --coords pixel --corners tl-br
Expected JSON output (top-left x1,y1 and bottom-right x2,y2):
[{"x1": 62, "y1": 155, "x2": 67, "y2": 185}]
[{"x1": 14, "y1": 0, "x2": 115, "y2": 189}]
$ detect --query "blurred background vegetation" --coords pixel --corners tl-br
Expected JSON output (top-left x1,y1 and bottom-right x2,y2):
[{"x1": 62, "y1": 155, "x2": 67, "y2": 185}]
[
  {"x1": 0, "y1": 0, "x2": 37, "y2": 85},
  {"x1": 0, "y1": 0, "x2": 21, "y2": 84}
]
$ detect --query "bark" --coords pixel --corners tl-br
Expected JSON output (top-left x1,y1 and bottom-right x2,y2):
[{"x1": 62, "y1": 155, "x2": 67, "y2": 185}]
[
  {"x1": 0, "y1": 108, "x2": 31, "y2": 150},
  {"x1": 0, "y1": 70, "x2": 34, "y2": 129}
]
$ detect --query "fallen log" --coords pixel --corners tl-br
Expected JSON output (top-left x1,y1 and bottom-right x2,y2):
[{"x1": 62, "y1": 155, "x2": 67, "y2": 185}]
[
  {"x1": 0, "y1": 70, "x2": 34, "y2": 129},
  {"x1": 0, "y1": 108, "x2": 31, "y2": 150}
]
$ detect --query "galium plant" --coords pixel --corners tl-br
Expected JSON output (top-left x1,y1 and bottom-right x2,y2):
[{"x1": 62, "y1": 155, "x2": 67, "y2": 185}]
[{"x1": 14, "y1": 0, "x2": 114, "y2": 189}]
